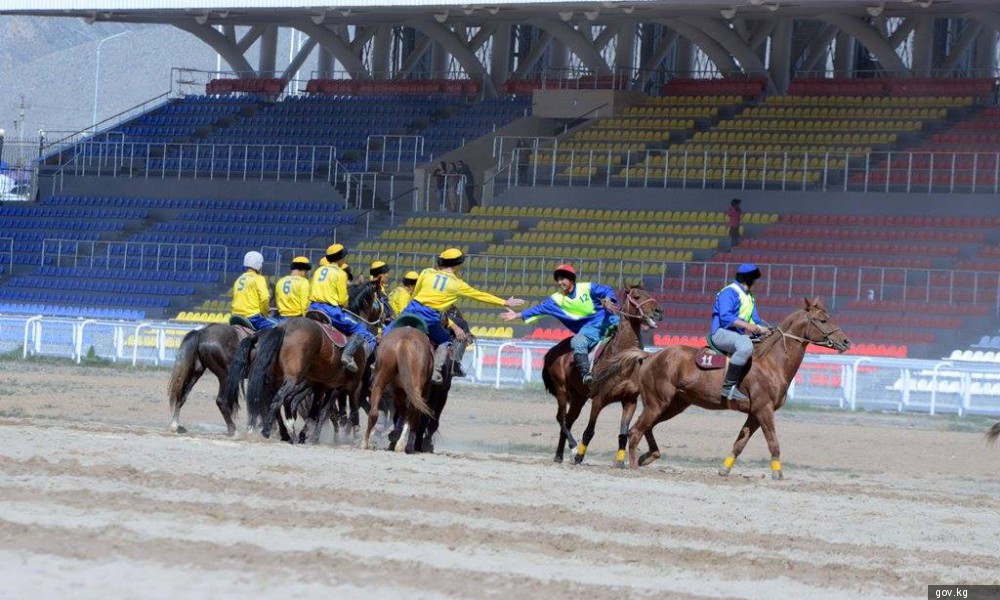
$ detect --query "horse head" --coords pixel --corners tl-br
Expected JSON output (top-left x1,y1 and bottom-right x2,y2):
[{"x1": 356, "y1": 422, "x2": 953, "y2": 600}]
[
  {"x1": 619, "y1": 283, "x2": 662, "y2": 330},
  {"x1": 348, "y1": 280, "x2": 385, "y2": 326},
  {"x1": 784, "y1": 297, "x2": 851, "y2": 353}
]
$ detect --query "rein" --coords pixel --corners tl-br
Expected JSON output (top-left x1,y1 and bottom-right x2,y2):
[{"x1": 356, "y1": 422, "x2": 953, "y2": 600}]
[
  {"x1": 605, "y1": 292, "x2": 658, "y2": 322},
  {"x1": 776, "y1": 315, "x2": 843, "y2": 350}
]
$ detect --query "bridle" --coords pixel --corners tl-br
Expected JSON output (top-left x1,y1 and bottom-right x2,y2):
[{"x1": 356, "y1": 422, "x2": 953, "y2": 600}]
[
  {"x1": 776, "y1": 312, "x2": 844, "y2": 350},
  {"x1": 605, "y1": 289, "x2": 660, "y2": 322}
]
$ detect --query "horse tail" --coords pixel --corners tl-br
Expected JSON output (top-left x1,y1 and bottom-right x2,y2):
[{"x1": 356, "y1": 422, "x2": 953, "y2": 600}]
[
  {"x1": 541, "y1": 360, "x2": 556, "y2": 396},
  {"x1": 398, "y1": 343, "x2": 433, "y2": 418},
  {"x1": 591, "y1": 347, "x2": 649, "y2": 399},
  {"x1": 168, "y1": 329, "x2": 201, "y2": 412},
  {"x1": 246, "y1": 326, "x2": 285, "y2": 427},
  {"x1": 987, "y1": 421, "x2": 1000, "y2": 447},
  {"x1": 224, "y1": 333, "x2": 258, "y2": 416}
]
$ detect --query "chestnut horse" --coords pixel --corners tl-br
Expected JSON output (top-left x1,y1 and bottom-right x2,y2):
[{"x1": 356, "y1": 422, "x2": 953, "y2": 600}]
[
  {"x1": 244, "y1": 281, "x2": 383, "y2": 441},
  {"x1": 594, "y1": 297, "x2": 850, "y2": 478},
  {"x1": 541, "y1": 284, "x2": 662, "y2": 466}
]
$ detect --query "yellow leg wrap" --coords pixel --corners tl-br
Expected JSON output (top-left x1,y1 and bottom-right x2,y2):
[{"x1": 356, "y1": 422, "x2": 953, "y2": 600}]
[
  {"x1": 576, "y1": 443, "x2": 587, "y2": 456},
  {"x1": 615, "y1": 449, "x2": 626, "y2": 463},
  {"x1": 770, "y1": 459, "x2": 782, "y2": 472},
  {"x1": 722, "y1": 454, "x2": 736, "y2": 469}
]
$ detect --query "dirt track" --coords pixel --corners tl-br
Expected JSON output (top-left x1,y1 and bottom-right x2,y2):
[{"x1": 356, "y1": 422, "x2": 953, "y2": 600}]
[{"x1": 1, "y1": 360, "x2": 998, "y2": 599}]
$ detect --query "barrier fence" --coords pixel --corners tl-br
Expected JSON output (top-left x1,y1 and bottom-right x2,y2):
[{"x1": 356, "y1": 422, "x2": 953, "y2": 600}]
[
  {"x1": 40, "y1": 239, "x2": 229, "y2": 273},
  {"x1": 1, "y1": 314, "x2": 997, "y2": 417},
  {"x1": 504, "y1": 148, "x2": 1000, "y2": 194}
]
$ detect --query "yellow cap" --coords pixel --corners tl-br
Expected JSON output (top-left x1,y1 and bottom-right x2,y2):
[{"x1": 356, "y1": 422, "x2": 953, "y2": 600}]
[
  {"x1": 290, "y1": 256, "x2": 311, "y2": 270},
  {"x1": 439, "y1": 248, "x2": 463, "y2": 260},
  {"x1": 370, "y1": 260, "x2": 390, "y2": 277},
  {"x1": 404, "y1": 270, "x2": 420, "y2": 281},
  {"x1": 326, "y1": 243, "x2": 344, "y2": 255}
]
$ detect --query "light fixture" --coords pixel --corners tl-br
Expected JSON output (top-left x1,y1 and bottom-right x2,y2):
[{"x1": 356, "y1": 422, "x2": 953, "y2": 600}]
[
  {"x1": 622, "y1": 5, "x2": 635, "y2": 14},
  {"x1": 487, "y1": 6, "x2": 500, "y2": 14},
  {"x1": 338, "y1": 8, "x2": 352, "y2": 17},
  {"x1": 217, "y1": 10, "x2": 229, "y2": 18},
  {"x1": 463, "y1": 6, "x2": 476, "y2": 15},
  {"x1": 434, "y1": 11, "x2": 449, "y2": 23},
  {"x1": 750, "y1": 0, "x2": 766, "y2": 4},
  {"x1": 311, "y1": 11, "x2": 326, "y2": 24},
  {"x1": 720, "y1": 7, "x2": 737, "y2": 19},
  {"x1": 583, "y1": 9, "x2": 600, "y2": 21},
  {"x1": 558, "y1": 11, "x2": 574, "y2": 21},
  {"x1": 195, "y1": 12, "x2": 210, "y2": 25},
  {"x1": 766, "y1": 2, "x2": 780, "y2": 11},
  {"x1": 917, "y1": 0, "x2": 932, "y2": 7},
  {"x1": 84, "y1": 13, "x2": 97, "y2": 24},
  {"x1": 865, "y1": 4, "x2": 885, "y2": 17}
]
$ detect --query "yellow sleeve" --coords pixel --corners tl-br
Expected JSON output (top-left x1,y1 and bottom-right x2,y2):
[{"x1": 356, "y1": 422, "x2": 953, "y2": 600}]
[
  {"x1": 456, "y1": 278, "x2": 506, "y2": 307},
  {"x1": 413, "y1": 270, "x2": 430, "y2": 298},
  {"x1": 296, "y1": 279, "x2": 311, "y2": 315},
  {"x1": 256, "y1": 275, "x2": 270, "y2": 315},
  {"x1": 336, "y1": 268, "x2": 349, "y2": 306}
]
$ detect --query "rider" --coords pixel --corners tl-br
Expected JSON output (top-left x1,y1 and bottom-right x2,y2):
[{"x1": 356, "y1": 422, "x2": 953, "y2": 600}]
[
  {"x1": 710, "y1": 263, "x2": 771, "y2": 402},
  {"x1": 274, "y1": 256, "x2": 311, "y2": 320},
  {"x1": 389, "y1": 248, "x2": 524, "y2": 384},
  {"x1": 387, "y1": 270, "x2": 420, "y2": 318},
  {"x1": 307, "y1": 243, "x2": 375, "y2": 374},
  {"x1": 231, "y1": 250, "x2": 276, "y2": 330},
  {"x1": 501, "y1": 264, "x2": 618, "y2": 387}
]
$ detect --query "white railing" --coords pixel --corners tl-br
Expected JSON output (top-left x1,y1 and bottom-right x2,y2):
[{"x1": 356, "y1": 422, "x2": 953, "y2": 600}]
[
  {"x1": 421, "y1": 173, "x2": 468, "y2": 213},
  {"x1": 504, "y1": 147, "x2": 1000, "y2": 194},
  {"x1": 365, "y1": 135, "x2": 424, "y2": 173},
  {"x1": 1, "y1": 313, "x2": 997, "y2": 417},
  {"x1": 63, "y1": 141, "x2": 339, "y2": 183},
  {"x1": 41, "y1": 239, "x2": 228, "y2": 273}
]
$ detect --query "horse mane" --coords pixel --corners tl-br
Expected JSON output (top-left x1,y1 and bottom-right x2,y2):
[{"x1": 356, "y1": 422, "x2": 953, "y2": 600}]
[
  {"x1": 754, "y1": 306, "x2": 807, "y2": 357},
  {"x1": 347, "y1": 280, "x2": 376, "y2": 314}
]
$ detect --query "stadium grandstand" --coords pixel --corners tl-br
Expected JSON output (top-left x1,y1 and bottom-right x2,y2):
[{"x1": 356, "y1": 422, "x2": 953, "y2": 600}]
[{"x1": 2, "y1": 0, "x2": 1000, "y2": 402}]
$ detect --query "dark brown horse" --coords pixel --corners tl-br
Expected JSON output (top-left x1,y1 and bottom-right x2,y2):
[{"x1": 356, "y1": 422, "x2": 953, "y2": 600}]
[
  {"x1": 245, "y1": 281, "x2": 383, "y2": 441},
  {"x1": 168, "y1": 324, "x2": 249, "y2": 436},
  {"x1": 541, "y1": 284, "x2": 662, "y2": 466},
  {"x1": 595, "y1": 297, "x2": 850, "y2": 478},
  {"x1": 987, "y1": 423, "x2": 1000, "y2": 447}
]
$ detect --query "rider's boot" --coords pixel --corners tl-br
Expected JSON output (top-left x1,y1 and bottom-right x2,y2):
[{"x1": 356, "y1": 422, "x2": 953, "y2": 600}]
[
  {"x1": 451, "y1": 341, "x2": 467, "y2": 377},
  {"x1": 721, "y1": 362, "x2": 749, "y2": 402},
  {"x1": 573, "y1": 351, "x2": 593, "y2": 388},
  {"x1": 341, "y1": 334, "x2": 365, "y2": 373},
  {"x1": 431, "y1": 343, "x2": 451, "y2": 384}
]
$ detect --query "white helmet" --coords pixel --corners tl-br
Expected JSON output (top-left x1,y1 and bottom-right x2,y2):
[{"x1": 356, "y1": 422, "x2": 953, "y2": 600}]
[{"x1": 243, "y1": 251, "x2": 264, "y2": 271}]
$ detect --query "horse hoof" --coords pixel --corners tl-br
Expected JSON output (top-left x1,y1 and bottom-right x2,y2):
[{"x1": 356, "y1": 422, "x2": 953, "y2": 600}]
[
  {"x1": 638, "y1": 452, "x2": 660, "y2": 467},
  {"x1": 718, "y1": 467, "x2": 731, "y2": 477},
  {"x1": 404, "y1": 445, "x2": 415, "y2": 455},
  {"x1": 614, "y1": 460, "x2": 627, "y2": 469},
  {"x1": 772, "y1": 470, "x2": 783, "y2": 481},
  {"x1": 573, "y1": 454, "x2": 584, "y2": 465},
  {"x1": 553, "y1": 455, "x2": 563, "y2": 464},
  {"x1": 169, "y1": 424, "x2": 187, "y2": 434}
]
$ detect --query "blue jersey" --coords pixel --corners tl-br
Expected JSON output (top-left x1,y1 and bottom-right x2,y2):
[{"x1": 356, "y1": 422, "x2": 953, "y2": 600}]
[
  {"x1": 711, "y1": 282, "x2": 763, "y2": 335},
  {"x1": 520, "y1": 282, "x2": 619, "y2": 334}
]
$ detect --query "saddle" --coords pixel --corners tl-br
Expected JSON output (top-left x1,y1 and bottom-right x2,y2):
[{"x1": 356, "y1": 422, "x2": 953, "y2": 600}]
[
  {"x1": 391, "y1": 314, "x2": 429, "y2": 335},
  {"x1": 585, "y1": 324, "x2": 618, "y2": 370},
  {"x1": 694, "y1": 335, "x2": 728, "y2": 370},
  {"x1": 305, "y1": 311, "x2": 347, "y2": 347},
  {"x1": 227, "y1": 315, "x2": 255, "y2": 341}
]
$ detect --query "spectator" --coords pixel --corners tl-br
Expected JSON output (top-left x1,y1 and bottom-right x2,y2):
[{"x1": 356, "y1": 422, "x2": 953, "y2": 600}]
[
  {"x1": 457, "y1": 159, "x2": 476, "y2": 210},
  {"x1": 728, "y1": 198, "x2": 743, "y2": 249},
  {"x1": 433, "y1": 161, "x2": 446, "y2": 209},
  {"x1": 446, "y1": 162, "x2": 460, "y2": 212},
  {"x1": 516, "y1": 139, "x2": 531, "y2": 184}
]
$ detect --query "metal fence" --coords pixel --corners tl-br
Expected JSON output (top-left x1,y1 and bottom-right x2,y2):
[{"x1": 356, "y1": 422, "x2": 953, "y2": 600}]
[
  {"x1": 59, "y1": 141, "x2": 340, "y2": 183},
  {"x1": 503, "y1": 147, "x2": 1000, "y2": 194},
  {"x1": 0, "y1": 137, "x2": 41, "y2": 201},
  {"x1": 1, "y1": 314, "x2": 997, "y2": 417},
  {"x1": 366, "y1": 135, "x2": 424, "y2": 173},
  {"x1": 41, "y1": 239, "x2": 229, "y2": 273}
]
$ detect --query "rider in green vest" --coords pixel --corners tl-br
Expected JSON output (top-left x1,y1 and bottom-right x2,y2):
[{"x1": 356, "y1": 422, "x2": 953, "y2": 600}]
[
  {"x1": 502, "y1": 264, "x2": 619, "y2": 387},
  {"x1": 710, "y1": 263, "x2": 772, "y2": 402}
]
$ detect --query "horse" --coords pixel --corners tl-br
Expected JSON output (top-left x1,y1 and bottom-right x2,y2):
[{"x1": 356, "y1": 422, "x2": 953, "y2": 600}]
[
  {"x1": 595, "y1": 297, "x2": 850, "y2": 478},
  {"x1": 541, "y1": 284, "x2": 662, "y2": 467},
  {"x1": 244, "y1": 280, "x2": 384, "y2": 442},
  {"x1": 168, "y1": 322, "x2": 253, "y2": 436},
  {"x1": 987, "y1": 422, "x2": 1000, "y2": 447},
  {"x1": 362, "y1": 308, "x2": 466, "y2": 454}
]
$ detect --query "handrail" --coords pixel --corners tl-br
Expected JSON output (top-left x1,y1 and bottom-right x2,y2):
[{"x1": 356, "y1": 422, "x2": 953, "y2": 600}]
[
  {"x1": 387, "y1": 186, "x2": 417, "y2": 224},
  {"x1": 40, "y1": 238, "x2": 228, "y2": 273},
  {"x1": 42, "y1": 91, "x2": 171, "y2": 157}
]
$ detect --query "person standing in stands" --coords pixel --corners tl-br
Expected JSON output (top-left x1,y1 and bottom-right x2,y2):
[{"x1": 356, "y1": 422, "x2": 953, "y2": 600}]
[
  {"x1": 275, "y1": 256, "x2": 311, "y2": 320},
  {"x1": 728, "y1": 198, "x2": 743, "y2": 249},
  {"x1": 457, "y1": 159, "x2": 476, "y2": 210},
  {"x1": 231, "y1": 251, "x2": 276, "y2": 330},
  {"x1": 308, "y1": 244, "x2": 374, "y2": 374},
  {"x1": 433, "y1": 161, "x2": 446, "y2": 209}
]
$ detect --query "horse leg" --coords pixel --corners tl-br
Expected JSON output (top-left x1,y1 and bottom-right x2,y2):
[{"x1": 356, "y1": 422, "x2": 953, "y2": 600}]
[
  {"x1": 553, "y1": 390, "x2": 572, "y2": 463},
  {"x1": 262, "y1": 378, "x2": 298, "y2": 439},
  {"x1": 307, "y1": 391, "x2": 336, "y2": 445},
  {"x1": 719, "y1": 413, "x2": 761, "y2": 476},
  {"x1": 756, "y1": 406, "x2": 783, "y2": 480},
  {"x1": 638, "y1": 401, "x2": 687, "y2": 467},
  {"x1": 363, "y1": 380, "x2": 387, "y2": 450},
  {"x1": 573, "y1": 396, "x2": 606, "y2": 465},
  {"x1": 168, "y1": 365, "x2": 204, "y2": 434},
  {"x1": 614, "y1": 396, "x2": 638, "y2": 468},
  {"x1": 212, "y1": 373, "x2": 238, "y2": 437}
]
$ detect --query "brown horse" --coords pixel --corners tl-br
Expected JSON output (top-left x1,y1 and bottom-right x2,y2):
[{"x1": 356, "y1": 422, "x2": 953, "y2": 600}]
[
  {"x1": 244, "y1": 281, "x2": 383, "y2": 441},
  {"x1": 595, "y1": 297, "x2": 850, "y2": 478},
  {"x1": 168, "y1": 324, "x2": 249, "y2": 436},
  {"x1": 987, "y1": 423, "x2": 1000, "y2": 447},
  {"x1": 541, "y1": 284, "x2": 662, "y2": 466}
]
